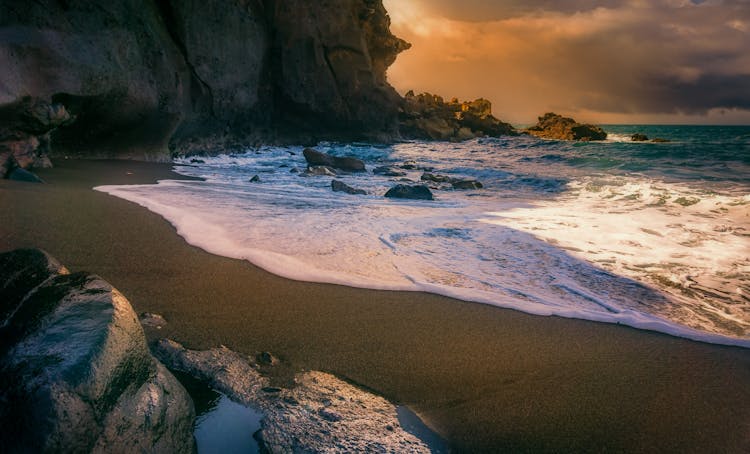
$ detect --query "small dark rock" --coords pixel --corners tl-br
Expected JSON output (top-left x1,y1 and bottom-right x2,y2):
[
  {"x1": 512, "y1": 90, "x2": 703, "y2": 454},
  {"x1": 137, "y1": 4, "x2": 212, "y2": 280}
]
[
  {"x1": 250, "y1": 175, "x2": 261, "y2": 182},
  {"x1": 386, "y1": 425, "x2": 394, "y2": 431},
  {"x1": 452, "y1": 180, "x2": 483, "y2": 190},
  {"x1": 331, "y1": 180, "x2": 367, "y2": 195},
  {"x1": 400, "y1": 160, "x2": 418, "y2": 170},
  {"x1": 652, "y1": 138, "x2": 671, "y2": 143},
  {"x1": 190, "y1": 159, "x2": 206, "y2": 164},
  {"x1": 256, "y1": 351, "x2": 279, "y2": 366},
  {"x1": 303, "y1": 148, "x2": 365, "y2": 172},
  {"x1": 384, "y1": 184, "x2": 434, "y2": 200},
  {"x1": 290, "y1": 167, "x2": 301, "y2": 174},
  {"x1": 631, "y1": 133, "x2": 649, "y2": 141},
  {"x1": 8, "y1": 167, "x2": 44, "y2": 183}
]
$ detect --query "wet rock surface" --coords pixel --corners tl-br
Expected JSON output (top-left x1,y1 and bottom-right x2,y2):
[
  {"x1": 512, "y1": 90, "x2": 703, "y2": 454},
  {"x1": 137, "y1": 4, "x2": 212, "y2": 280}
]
[
  {"x1": 525, "y1": 112, "x2": 607, "y2": 141},
  {"x1": 153, "y1": 339, "x2": 431, "y2": 453},
  {"x1": 303, "y1": 148, "x2": 366, "y2": 172},
  {"x1": 332, "y1": 179, "x2": 367, "y2": 195},
  {"x1": 0, "y1": 249, "x2": 195, "y2": 453},
  {"x1": 385, "y1": 184, "x2": 435, "y2": 200}
]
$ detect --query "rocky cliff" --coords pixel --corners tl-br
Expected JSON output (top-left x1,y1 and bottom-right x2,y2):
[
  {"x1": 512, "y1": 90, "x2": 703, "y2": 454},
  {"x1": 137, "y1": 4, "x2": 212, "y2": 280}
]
[{"x1": 0, "y1": 0, "x2": 410, "y2": 168}]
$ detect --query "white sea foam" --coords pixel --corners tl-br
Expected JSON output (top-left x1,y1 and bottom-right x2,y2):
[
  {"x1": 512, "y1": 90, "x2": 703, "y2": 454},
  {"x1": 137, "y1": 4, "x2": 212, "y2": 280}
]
[{"x1": 95, "y1": 139, "x2": 750, "y2": 348}]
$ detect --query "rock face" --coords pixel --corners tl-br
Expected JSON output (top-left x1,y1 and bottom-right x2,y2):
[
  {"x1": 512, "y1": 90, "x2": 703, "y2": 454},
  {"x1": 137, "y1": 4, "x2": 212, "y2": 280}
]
[
  {"x1": 525, "y1": 112, "x2": 607, "y2": 141},
  {"x1": 303, "y1": 148, "x2": 366, "y2": 172},
  {"x1": 0, "y1": 0, "x2": 410, "y2": 163},
  {"x1": 153, "y1": 339, "x2": 431, "y2": 453},
  {"x1": 0, "y1": 249, "x2": 195, "y2": 453},
  {"x1": 400, "y1": 91, "x2": 517, "y2": 141}
]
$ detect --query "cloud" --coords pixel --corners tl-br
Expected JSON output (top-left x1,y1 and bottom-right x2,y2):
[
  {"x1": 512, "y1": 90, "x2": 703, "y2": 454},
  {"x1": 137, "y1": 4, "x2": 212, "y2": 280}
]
[
  {"x1": 404, "y1": 0, "x2": 626, "y2": 21},
  {"x1": 384, "y1": 0, "x2": 750, "y2": 123}
]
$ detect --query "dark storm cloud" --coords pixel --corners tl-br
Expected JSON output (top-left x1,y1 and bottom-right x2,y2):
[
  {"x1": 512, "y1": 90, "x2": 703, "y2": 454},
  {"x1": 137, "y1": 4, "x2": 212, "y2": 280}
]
[
  {"x1": 386, "y1": 0, "x2": 750, "y2": 121},
  {"x1": 411, "y1": 0, "x2": 627, "y2": 21}
]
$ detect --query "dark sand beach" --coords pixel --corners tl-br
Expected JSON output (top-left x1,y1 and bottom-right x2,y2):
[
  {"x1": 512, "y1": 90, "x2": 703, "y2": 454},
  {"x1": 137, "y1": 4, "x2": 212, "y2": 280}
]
[{"x1": 2, "y1": 159, "x2": 749, "y2": 452}]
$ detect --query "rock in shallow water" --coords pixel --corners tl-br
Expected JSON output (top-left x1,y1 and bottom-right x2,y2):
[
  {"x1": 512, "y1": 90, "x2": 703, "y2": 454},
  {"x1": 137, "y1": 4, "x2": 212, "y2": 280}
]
[
  {"x1": 384, "y1": 184, "x2": 434, "y2": 200},
  {"x1": 0, "y1": 249, "x2": 195, "y2": 453},
  {"x1": 303, "y1": 148, "x2": 366, "y2": 172},
  {"x1": 331, "y1": 179, "x2": 367, "y2": 195}
]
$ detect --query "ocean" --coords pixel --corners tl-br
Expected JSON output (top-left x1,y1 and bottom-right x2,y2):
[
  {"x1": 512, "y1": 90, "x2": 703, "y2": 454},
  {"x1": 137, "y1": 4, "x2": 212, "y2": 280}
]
[{"x1": 96, "y1": 125, "x2": 750, "y2": 347}]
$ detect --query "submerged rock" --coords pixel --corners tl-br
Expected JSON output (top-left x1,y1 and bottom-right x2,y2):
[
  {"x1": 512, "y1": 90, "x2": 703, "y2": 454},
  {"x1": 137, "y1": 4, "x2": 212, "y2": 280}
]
[
  {"x1": 652, "y1": 137, "x2": 671, "y2": 143},
  {"x1": 303, "y1": 148, "x2": 366, "y2": 172},
  {"x1": 331, "y1": 179, "x2": 367, "y2": 195},
  {"x1": 421, "y1": 172, "x2": 453, "y2": 183},
  {"x1": 631, "y1": 133, "x2": 649, "y2": 141},
  {"x1": 153, "y1": 339, "x2": 430, "y2": 453},
  {"x1": 0, "y1": 249, "x2": 195, "y2": 453},
  {"x1": 525, "y1": 112, "x2": 607, "y2": 141},
  {"x1": 452, "y1": 179, "x2": 484, "y2": 190},
  {"x1": 303, "y1": 166, "x2": 338, "y2": 177},
  {"x1": 373, "y1": 166, "x2": 407, "y2": 177},
  {"x1": 384, "y1": 184, "x2": 434, "y2": 200}
]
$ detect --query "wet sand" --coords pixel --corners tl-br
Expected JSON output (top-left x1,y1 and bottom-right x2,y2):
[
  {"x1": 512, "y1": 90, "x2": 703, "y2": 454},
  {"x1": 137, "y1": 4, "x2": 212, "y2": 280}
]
[{"x1": 2, "y1": 159, "x2": 749, "y2": 452}]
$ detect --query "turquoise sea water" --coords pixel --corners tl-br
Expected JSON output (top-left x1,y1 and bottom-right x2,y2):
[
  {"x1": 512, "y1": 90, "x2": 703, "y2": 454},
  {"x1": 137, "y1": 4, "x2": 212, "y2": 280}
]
[{"x1": 97, "y1": 125, "x2": 750, "y2": 346}]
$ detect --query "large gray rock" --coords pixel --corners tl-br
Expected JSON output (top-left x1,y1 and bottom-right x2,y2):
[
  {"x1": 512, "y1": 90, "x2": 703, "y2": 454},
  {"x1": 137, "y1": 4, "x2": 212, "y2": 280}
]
[
  {"x1": 153, "y1": 339, "x2": 431, "y2": 453},
  {"x1": 0, "y1": 249, "x2": 195, "y2": 453}
]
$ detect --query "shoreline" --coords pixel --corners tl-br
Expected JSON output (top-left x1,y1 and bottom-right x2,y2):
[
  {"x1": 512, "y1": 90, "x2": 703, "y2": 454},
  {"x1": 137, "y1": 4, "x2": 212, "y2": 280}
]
[{"x1": 3, "y1": 159, "x2": 750, "y2": 452}]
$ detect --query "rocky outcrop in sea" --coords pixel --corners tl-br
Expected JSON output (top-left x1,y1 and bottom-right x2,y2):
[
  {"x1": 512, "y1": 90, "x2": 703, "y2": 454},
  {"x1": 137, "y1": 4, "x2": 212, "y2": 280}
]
[
  {"x1": 400, "y1": 91, "x2": 518, "y2": 141},
  {"x1": 525, "y1": 112, "x2": 607, "y2": 141}
]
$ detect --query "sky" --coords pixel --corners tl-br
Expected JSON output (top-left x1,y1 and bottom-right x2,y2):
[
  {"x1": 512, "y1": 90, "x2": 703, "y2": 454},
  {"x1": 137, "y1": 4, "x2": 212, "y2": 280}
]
[{"x1": 382, "y1": 0, "x2": 750, "y2": 125}]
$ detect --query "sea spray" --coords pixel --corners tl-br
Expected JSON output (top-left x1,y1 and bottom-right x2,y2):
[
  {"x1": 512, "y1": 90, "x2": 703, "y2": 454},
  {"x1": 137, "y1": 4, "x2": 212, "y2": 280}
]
[{"x1": 95, "y1": 125, "x2": 750, "y2": 347}]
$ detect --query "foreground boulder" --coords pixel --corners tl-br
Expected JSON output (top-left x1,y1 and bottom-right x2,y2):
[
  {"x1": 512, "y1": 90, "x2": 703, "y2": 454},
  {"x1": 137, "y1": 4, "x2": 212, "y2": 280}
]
[
  {"x1": 525, "y1": 112, "x2": 607, "y2": 141},
  {"x1": 400, "y1": 91, "x2": 517, "y2": 141},
  {"x1": 303, "y1": 148, "x2": 366, "y2": 172},
  {"x1": 385, "y1": 184, "x2": 434, "y2": 200},
  {"x1": 154, "y1": 339, "x2": 431, "y2": 453},
  {"x1": 0, "y1": 249, "x2": 195, "y2": 453}
]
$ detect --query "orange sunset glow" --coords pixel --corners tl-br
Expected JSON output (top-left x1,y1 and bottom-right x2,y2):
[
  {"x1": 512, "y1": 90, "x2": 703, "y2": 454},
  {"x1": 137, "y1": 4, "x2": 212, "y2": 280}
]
[{"x1": 384, "y1": 0, "x2": 750, "y2": 125}]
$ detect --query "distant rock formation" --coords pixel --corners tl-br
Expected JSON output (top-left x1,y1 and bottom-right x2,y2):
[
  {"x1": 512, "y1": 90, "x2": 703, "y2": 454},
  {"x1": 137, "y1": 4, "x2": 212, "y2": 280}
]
[
  {"x1": 525, "y1": 112, "x2": 607, "y2": 141},
  {"x1": 400, "y1": 91, "x2": 517, "y2": 141},
  {"x1": 0, "y1": 249, "x2": 195, "y2": 453},
  {"x1": 0, "y1": 0, "x2": 410, "y2": 162}
]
